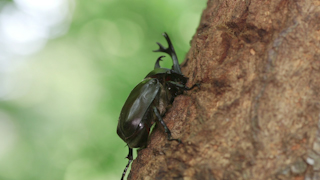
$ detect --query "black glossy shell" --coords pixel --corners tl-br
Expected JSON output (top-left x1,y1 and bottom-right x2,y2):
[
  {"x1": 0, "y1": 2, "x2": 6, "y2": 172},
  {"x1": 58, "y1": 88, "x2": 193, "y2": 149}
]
[
  {"x1": 146, "y1": 68, "x2": 188, "y2": 85},
  {"x1": 145, "y1": 68, "x2": 170, "y2": 78},
  {"x1": 117, "y1": 78, "x2": 160, "y2": 148},
  {"x1": 117, "y1": 33, "x2": 197, "y2": 180}
]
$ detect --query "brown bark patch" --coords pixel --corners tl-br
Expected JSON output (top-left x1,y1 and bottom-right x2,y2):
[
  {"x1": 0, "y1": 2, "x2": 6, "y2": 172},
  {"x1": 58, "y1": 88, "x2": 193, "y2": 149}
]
[{"x1": 128, "y1": 0, "x2": 320, "y2": 179}]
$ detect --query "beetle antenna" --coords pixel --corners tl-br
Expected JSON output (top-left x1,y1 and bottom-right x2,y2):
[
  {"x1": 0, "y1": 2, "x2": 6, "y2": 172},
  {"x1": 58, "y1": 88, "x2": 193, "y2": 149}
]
[
  {"x1": 155, "y1": 56, "x2": 165, "y2": 69},
  {"x1": 153, "y1": 33, "x2": 182, "y2": 74}
]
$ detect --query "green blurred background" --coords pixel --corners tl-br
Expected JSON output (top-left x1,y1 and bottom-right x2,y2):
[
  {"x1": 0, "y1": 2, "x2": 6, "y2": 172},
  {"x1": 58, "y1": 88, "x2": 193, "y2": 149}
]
[{"x1": 0, "y1": 0, "x2": 206, "y2": 179}]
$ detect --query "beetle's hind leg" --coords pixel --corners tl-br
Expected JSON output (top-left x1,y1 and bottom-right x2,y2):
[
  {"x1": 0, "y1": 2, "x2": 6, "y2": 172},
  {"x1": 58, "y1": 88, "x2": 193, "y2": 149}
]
[
  {"x1": 152, "y1": 106, "x2": 181, "y2": 144},
  {"x1": 121, "y1": 147, "x2": 133, "y2": 180}
]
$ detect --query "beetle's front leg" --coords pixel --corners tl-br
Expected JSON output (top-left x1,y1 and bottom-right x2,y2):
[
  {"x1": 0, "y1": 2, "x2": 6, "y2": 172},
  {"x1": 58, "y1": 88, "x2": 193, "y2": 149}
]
[
  {"x1": 121, "y1": 147, "x2": 133, "y2": 180},
  {"x1": 152, "y1": 106, "x2": 181, "y2": 144},
  {"x1": 167, "y1": 81, "x2": 200, "y2": 90}
]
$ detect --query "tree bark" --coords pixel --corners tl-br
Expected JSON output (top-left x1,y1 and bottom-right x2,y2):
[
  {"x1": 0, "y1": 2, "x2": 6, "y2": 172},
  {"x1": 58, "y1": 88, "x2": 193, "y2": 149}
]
[{"x1": 128, "y1": 0, "x2": 320, "y2": 179}]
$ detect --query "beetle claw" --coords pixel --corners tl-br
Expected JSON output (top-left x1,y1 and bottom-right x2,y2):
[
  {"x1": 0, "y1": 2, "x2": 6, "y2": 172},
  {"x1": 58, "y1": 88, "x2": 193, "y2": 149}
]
[
  {"x1": 167, "y1": 133, "x2": 182, "y2": 144},
  {"x1": 169, "y1": 138, "x2": 182, "y2": 144},
  {"x1": 184, "y1": 83, "x2": 201, "y2": 91}
]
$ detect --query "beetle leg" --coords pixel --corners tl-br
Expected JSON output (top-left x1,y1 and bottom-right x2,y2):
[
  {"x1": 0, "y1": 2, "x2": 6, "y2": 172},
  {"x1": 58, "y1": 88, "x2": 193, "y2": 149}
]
[
  {"x1": 121, "y1": 147, "x2": 133, "y2": 180},
  {"x1": 155, "y1": 56, "x2": 165, "y2": 69},
  {"x1": 153, "y1": 33, "x2": 182, "y2": 75},
  {"x1": 167, "y1": 81, "x2": 200, "y2": 91},
  {"x1": 152, "y1": 106, "x2": 181, "y2": 143}
]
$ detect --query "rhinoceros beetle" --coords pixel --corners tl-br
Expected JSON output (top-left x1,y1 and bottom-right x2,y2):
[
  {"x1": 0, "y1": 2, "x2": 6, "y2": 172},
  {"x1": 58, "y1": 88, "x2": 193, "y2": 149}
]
[{"x1": 117, "y1": 33, "x2": 198, "y2": 180}]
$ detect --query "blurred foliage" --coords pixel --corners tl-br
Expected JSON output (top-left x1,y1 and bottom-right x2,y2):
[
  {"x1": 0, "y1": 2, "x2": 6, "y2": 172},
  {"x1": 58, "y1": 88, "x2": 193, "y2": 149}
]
[{"x1": 0, "y1": 0, "x2": 206, "y2": 180}]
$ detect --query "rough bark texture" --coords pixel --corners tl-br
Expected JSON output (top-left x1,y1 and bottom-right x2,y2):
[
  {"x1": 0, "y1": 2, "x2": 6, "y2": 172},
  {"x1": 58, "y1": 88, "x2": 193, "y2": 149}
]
[{"x1": 128, "y1": 0, "x2": 320, "y2": 179}]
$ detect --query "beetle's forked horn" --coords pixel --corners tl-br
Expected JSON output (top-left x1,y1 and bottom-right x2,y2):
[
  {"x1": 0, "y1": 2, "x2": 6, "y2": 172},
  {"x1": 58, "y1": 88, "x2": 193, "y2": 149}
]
[
  {"x1": 153, "y1": 33, "x2": 182, "y2": 74},
  {"x1": 155, "y1": 56, "x2": 165, "y2": 69}
]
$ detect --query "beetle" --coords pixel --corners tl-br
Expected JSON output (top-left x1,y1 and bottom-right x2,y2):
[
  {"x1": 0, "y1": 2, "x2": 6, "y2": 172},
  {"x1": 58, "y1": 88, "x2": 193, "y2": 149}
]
[{"x1": 117, "y1": 33, "x2": 198, "y2": 180}]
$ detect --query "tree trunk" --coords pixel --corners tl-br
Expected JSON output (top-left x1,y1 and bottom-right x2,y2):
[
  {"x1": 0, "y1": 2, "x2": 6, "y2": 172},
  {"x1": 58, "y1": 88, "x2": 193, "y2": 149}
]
[{"x1": 128, "y1": 0, "x2": 320, "y2": 179}]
